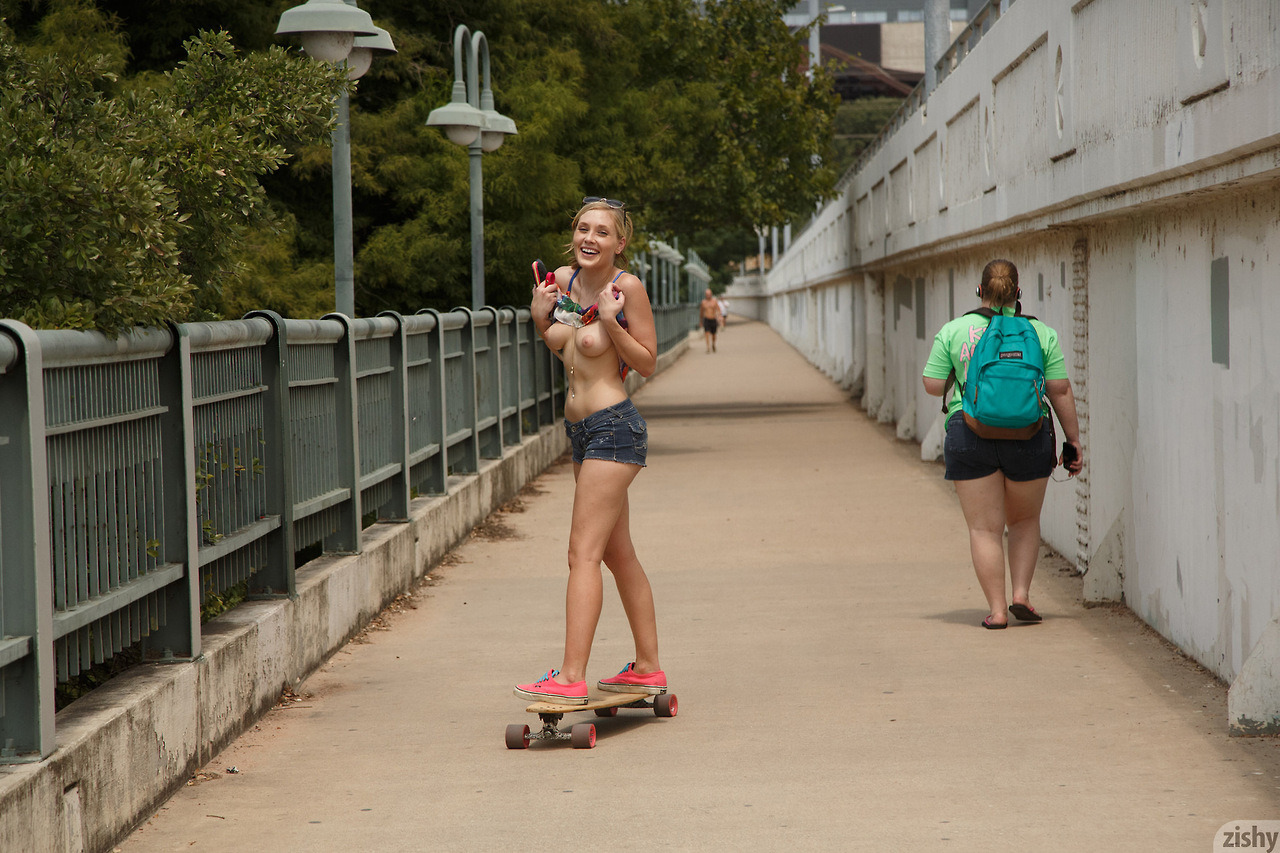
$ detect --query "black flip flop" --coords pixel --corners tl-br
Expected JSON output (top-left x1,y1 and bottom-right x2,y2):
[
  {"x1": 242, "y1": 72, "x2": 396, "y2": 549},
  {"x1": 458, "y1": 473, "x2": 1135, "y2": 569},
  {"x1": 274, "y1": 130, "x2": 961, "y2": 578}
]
[
  {"x1": 982, "y1": 616, "x2": 1008, "y2": 630},
  {"x1": 1009, "y1": 603, "x2": 1043, "y2": 623}
]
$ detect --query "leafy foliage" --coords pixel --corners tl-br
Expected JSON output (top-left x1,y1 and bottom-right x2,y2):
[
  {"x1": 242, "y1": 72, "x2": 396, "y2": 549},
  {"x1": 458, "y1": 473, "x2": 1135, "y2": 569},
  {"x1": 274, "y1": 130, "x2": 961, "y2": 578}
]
[
  {"x1": 607, "y1": 0, "x2": 840, "y2": 234},
  {"x1": 0, "y1": 9, "x2": 345, "y2": 333},
  {"x1": 831, "y1": 96, "x2": 905, "y2": 178},
  {"x1": 2, "y1": 0, "x2": 843, "y2": 327},
  {"x1": 335, "y1": 0, "x2": 840, "y2": 312}
]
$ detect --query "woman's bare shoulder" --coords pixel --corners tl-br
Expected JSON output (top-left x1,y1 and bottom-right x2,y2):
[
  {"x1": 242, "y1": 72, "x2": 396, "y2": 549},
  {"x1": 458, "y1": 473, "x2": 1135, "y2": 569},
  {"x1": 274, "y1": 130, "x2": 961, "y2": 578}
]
[
  {"x1": 551, "y1": 264, "x2": 575, "y2": 286},
  {"x1": 614, "y1": 270, "x2": 645, "y2": 293}
]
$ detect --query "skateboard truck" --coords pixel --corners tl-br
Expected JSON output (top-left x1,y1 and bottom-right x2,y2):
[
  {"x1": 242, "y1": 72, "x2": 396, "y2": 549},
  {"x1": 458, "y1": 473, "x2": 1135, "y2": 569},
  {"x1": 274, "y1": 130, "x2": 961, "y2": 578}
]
[{"x1": 531, "y1": 711, "x2": 595, "y2": 747}]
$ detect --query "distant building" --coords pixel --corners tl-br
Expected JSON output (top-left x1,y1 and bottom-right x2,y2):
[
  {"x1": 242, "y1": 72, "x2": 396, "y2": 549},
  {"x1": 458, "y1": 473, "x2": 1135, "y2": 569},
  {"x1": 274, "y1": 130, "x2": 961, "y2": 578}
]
[
  {"x1": 787, "y1": 1, "x2": 982, "y2": 100},
  {"x1": 784, "y1": 0, "x2": 982, "y2": 26}
]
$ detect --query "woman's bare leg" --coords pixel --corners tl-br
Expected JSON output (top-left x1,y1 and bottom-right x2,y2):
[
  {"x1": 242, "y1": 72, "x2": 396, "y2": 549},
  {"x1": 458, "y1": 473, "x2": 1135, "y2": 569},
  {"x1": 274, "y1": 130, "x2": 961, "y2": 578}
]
[
  {"x1": 555, "y1": 459, "x2": 640, "y2": 684},
  {"x1": 1004, "y1": 476, "x2": 1050, "y2": 607},
  {"x1": 602, "y1": 493, "x2": 660, "y2": 674},
  {"x1": 953, "y1": 473, "x2": 1011, "y2": 624}
]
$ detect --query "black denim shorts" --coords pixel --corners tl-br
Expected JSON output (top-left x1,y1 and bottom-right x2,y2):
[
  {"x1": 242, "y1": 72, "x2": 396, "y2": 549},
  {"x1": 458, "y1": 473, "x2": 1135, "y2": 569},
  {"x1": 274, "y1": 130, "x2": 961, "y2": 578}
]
[
  {"x1": 943, "y1": 412, "x2": 1055, "y2": 481},
  {"x1": 565, "y1": 399, "x2": 648, "y2": 467}
]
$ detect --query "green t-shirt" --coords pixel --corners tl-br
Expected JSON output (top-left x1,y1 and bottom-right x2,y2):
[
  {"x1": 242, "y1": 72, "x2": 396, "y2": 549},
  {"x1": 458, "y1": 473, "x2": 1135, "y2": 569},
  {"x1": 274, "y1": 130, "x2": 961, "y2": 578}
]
[{"x1": 922, "y1": 308, "x2": 1068, "y2": 418}]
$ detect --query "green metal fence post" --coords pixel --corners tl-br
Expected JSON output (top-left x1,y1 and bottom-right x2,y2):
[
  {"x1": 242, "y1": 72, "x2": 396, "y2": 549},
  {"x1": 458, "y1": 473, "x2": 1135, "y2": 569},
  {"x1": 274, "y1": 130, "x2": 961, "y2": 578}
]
[
  {"x1": 243, "y1": 311, "x2": 296, "y2": 598},
  {"x1": 376, "y1": 311, "x2": 411, "y2": 522},
  {"x1": 475, "y1": 306, "x2": 503, "y2": 459},
  {"x1": 147, "y1": 324, "x2": 200, "y2": 661},
  {"x1": 496, "y1": 307, "x2": 521, "y2": 446},
  {"x1": 530, "y1": 312, "x2": 552, "y2": 429},
  {"x1": 448, "y1": 308, "x2": 480, "y2": 475},
  {"x1": 504, "y1": 307, "x2": 530, "y2": 438},
  {"x1": 322, "y1": 313, "x2": 361, "y2": 554},
  {"x1": 412, "y1": 310, "x2": 448, "y2": 495},
  {"x1": 529, "y1": 308, "x2": 563, "y2": 430},
  {"x1": 0, "y1": 321, "x2": 55, "y2": 762}
]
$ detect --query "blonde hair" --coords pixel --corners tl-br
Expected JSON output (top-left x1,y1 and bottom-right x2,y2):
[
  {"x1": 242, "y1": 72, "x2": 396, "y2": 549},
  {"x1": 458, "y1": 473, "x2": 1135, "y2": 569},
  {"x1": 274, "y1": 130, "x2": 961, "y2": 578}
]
[
  {"x1": 980, "y1": 259, "x2": 1019, "y2": 306},
  {"x1": 564, "y1": 200, "x2": 633, "y2": 269}
]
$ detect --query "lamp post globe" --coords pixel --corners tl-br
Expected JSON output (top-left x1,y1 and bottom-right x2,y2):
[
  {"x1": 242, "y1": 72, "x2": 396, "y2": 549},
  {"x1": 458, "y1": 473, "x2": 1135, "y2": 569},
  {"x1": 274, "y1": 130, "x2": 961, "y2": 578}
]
[
  {"x1": 426, "y1": 93, "x2": 485, "y2": 147},
  {"x1": 275, "y1": 0, "x2": 377, "y2": 62},
  {"x1": 346, "y1": 24, "x2": 395, "y2": 80},
  {"x1": 479, "y1": 103, "x2": 517, "y2": 153}
]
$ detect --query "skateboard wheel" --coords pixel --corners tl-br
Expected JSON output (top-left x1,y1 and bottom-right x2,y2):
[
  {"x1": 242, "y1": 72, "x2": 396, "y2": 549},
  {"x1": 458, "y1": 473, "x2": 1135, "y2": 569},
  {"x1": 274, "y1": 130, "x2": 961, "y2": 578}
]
[
  {"x1": 594, "y1": 706, "x2": 619, "y2": 718},
  {"x1": 654, "y1": 693, "x2": 677, "y2": 718},
  {"x1": 570, "y1": 723, "x2": 596, "y2": 749},
  {"x1": 505, "y1": 724, "x2": 530, "y2": 749}
]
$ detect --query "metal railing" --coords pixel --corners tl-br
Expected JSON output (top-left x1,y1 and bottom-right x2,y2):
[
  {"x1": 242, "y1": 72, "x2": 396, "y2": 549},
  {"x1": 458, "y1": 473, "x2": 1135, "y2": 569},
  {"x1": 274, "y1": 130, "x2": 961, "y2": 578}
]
[
  {"x1": 0, "y1": 302, "x2": 696, "y2": 758},
  {"x1": 843, "y1": 0, "x2": 1015, "y2": 188},
  {"x1": 0, "y1": 301, "x2": 692, "y2": 763}
]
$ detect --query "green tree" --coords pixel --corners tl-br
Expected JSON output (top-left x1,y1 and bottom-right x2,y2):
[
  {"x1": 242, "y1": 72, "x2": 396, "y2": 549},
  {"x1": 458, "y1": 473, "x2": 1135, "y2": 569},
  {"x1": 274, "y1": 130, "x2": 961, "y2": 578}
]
[
  {"x1": 308, "y1": 0, "x2": 610, "y2": 313},
  {"x1": 3, "y1": 0, "x2": 840, "y2": 324},
  {"x1": 340, "y1": 0, "x2": 839, "y2": 311},
  {"x1": 601, "y1": 0, "x2": 840, "y2": 235},
  {"x1": 0, "y1": 8, "x2": 346, "y2": 333},
  {"x1": 831, "y1": 95, "x2": 904, "y2": 178}
]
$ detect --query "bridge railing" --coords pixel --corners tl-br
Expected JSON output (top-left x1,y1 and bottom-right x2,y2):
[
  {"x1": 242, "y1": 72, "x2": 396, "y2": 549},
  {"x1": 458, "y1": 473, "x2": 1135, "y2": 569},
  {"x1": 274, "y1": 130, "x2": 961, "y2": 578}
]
[
  {"x1": 846, "y1": 0, "x2": 1015, "y2": 185},
  {"x1": 0, "y1": 301, "x2": 695, "y2": 762},
  {"x1": 0, "y1": 304, "x2": 576, "y2": 763},
  {"x1": 0, "y1": 297, "x2": 697, "y2": 764}
]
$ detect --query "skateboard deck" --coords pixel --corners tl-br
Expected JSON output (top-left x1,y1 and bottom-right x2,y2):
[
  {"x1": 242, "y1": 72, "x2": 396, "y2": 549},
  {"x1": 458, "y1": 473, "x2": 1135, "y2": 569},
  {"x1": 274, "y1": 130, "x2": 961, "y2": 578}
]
[{"x1": 506, "y1": 690, "x2": 678, "y2": 749}]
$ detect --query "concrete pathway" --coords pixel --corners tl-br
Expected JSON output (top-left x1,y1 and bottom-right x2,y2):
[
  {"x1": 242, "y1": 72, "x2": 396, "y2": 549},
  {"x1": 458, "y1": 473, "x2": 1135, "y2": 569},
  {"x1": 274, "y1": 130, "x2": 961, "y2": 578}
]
[{"x1": 118, "y1": 319, "x2": 1280, "y2": 852}]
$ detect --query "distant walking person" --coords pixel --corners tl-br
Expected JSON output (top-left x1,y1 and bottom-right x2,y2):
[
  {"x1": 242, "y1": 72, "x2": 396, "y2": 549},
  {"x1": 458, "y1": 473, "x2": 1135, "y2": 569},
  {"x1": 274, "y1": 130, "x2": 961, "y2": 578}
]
[
  {"x1": 699, "y1": 288, "x2": 720, "y2": 352},
  {"x1": 921, "y1": 259, "x2": 1083, "y2": 629},
  {"x1": 519, "y1": 196, "x2": 666, "y2": 704}
]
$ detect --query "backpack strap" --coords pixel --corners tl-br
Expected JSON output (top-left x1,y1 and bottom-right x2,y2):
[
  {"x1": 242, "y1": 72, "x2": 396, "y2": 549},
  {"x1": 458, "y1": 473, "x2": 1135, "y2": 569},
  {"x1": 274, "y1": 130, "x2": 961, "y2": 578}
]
[
  {"x1": 967, "y1": 303, "x2": 1037, "y2": 320},
  {"x1": 941, "y1": 308, "x2": 996, "y2": 414}
]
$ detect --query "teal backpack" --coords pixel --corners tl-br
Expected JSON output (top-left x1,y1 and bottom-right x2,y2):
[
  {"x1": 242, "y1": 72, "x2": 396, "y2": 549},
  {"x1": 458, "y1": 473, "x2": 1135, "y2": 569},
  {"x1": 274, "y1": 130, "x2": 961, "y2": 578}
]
[{"x1": 945, "y1": 307, "x2": 1047, "y2": 440}]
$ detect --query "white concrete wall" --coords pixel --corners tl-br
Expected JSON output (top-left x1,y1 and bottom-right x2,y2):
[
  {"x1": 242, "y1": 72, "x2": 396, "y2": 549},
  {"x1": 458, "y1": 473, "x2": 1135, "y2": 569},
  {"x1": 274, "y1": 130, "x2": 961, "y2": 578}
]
[{"x1": 763, "y1": 0, "x2": 1280, "y2": 729}]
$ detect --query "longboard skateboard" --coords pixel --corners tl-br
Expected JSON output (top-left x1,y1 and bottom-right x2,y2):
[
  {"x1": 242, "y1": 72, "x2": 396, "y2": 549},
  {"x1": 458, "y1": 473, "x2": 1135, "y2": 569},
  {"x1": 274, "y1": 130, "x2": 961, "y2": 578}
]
[{"x1": 506, "y1": 690, "x2": 678, "y2": 749}]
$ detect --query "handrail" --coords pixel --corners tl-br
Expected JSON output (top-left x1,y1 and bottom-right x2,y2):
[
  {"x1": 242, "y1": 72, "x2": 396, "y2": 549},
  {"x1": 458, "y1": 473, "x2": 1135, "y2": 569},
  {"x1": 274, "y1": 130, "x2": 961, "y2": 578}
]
[
  {"x1": 846, "y1": 0, "x2": 1013, "y2": 181},
  {"x1": 0, "y1": 298, "x2": 694, "y2": 763}
]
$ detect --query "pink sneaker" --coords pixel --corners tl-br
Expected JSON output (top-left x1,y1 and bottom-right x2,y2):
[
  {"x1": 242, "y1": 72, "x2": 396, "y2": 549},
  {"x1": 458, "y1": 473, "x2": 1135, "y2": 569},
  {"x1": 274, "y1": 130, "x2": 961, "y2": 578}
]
[
  {"x1": 514, "y1": 669, "x2": 588, "y2": 704},
  {"x1": 597, "y1": 663, "x2": 667, "y2": 695}
]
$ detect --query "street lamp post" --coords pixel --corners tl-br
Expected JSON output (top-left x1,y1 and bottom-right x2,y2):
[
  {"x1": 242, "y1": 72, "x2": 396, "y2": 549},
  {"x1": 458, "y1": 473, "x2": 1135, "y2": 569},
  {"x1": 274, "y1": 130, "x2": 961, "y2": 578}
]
[
  {"x1": 426, "y1": 25, "x2": 517, "y2": 311},
  {"x1": 275, "y1": 0, "x2": 395, "y2": 318}
]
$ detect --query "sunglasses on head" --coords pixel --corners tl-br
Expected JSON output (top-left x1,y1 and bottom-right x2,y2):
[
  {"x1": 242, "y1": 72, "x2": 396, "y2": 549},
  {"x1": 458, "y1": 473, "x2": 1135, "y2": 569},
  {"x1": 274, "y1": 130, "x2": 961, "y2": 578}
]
[{"x1": 583, "y1": 196, "x2": 627, "y2": 211}]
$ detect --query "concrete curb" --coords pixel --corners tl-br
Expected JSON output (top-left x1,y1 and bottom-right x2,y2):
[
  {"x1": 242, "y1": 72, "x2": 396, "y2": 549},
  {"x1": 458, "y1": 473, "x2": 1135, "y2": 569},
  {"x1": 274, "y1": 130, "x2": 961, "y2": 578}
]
[{"x1": 0, "y1": 332, "x2": 691, "y2": 853}]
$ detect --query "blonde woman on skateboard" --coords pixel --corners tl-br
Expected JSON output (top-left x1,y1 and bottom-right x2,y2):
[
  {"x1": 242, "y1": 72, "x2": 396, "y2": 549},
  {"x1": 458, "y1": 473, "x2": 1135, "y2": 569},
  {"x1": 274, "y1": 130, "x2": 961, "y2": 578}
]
[{"x1": 517, "y1": 197, "x2": 666, "y2": 704}]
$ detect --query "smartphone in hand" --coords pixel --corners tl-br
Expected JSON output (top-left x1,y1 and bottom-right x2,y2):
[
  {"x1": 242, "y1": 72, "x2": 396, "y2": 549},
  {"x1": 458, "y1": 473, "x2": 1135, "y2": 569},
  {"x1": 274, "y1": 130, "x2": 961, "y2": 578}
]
[
  {"x1": 1061, "y1": 443, "x2": 1078, "y2": 469},
  {"x1": 531, "y1": 259, "x2": 550, "y2": 286}
]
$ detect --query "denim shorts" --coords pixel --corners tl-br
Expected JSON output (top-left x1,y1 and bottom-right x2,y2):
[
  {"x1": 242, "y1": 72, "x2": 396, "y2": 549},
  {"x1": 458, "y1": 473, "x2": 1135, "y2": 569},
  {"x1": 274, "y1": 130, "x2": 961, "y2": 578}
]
[
  {"x1": 943, "y1": 412, "x2": 1055, "y2": 481},
  {"x1": 565, "y1": 399, "x2": 648, "y2": 467}
]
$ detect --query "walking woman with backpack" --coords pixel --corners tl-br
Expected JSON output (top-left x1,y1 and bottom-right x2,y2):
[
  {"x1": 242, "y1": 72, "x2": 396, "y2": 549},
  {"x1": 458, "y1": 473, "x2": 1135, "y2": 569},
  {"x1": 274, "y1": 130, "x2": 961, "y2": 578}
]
[{"x1": 922, "y1": 259, "x2": 1084, "y2": 629}]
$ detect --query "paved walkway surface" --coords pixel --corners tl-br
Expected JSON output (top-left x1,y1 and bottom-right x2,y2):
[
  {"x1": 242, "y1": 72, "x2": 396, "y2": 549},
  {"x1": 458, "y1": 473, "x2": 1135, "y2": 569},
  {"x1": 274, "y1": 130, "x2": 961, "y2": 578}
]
[{"x1": 119, "y1": 319, "x2": 1279, "y2": 852}]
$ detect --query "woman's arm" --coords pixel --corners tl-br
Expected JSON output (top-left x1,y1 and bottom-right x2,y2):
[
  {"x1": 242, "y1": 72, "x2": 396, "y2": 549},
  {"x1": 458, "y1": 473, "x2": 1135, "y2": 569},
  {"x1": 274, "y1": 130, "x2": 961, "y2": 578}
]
[
  {"x1": 531, "y1": 273, "x2": 571, "y2": 359},
  {"x1": 1046, "y1": 378, "x2": 1083, "y2": 475},
  {"x1": 599, "y1": 273, "x2": 657, "y2": 377},
  {"x1": 922, "y1": 376, "x2": 947, "y2": 397}
]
